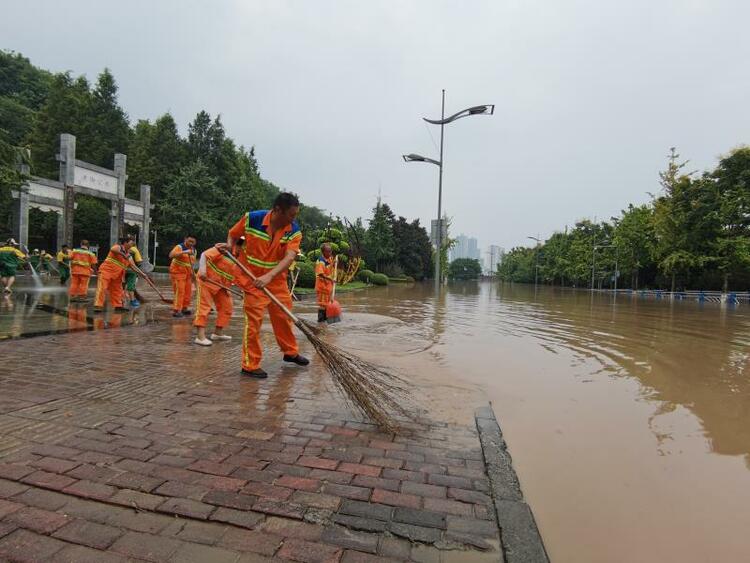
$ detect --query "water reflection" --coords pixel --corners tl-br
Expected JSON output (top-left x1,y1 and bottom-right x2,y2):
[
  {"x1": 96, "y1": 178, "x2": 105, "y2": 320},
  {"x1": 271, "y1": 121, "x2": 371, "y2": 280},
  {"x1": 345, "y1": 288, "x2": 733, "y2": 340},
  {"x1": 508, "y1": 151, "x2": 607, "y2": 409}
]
[{"x1": 0, "y1": 280, "x2": 159, "y2": 340}]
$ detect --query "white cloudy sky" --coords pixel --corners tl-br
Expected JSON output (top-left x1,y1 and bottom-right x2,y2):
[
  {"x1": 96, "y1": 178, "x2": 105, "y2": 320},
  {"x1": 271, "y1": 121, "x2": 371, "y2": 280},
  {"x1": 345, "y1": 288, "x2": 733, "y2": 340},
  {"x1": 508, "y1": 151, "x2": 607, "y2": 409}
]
[{"x1": 3, "y1": 0, "x2": 749, "y2": 251}]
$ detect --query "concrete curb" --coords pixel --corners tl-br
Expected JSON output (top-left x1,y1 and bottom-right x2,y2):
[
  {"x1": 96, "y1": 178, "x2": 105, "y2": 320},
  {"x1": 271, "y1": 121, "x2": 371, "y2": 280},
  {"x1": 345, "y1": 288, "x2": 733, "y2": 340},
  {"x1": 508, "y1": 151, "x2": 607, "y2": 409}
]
[{"x1": 475, "y1": 405, "x2": 550, "y2": 563}]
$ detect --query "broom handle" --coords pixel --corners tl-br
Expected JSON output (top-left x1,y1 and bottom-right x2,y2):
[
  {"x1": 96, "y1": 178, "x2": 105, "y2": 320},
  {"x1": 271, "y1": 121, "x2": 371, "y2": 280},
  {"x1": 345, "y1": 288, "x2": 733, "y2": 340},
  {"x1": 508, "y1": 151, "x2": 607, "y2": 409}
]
[
  {"x1": 331, "y1": 256, "x2": 338, "y2": 301},
  {"x1": 201, "y1": 276, "x2": 244, "y2": 299},
  {"x1": 131, "y1": 263, "x2": 171, "y2": 302},
  {"x1": 220, "y1": 248, "x2": 301, "y2": 324}
]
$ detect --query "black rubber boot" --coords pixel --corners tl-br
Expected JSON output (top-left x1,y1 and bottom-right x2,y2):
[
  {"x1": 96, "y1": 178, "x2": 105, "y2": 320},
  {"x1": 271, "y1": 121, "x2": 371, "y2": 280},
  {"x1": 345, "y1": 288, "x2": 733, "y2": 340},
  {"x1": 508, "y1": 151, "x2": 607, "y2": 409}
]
[
  {"x1": 283, "y1": 354, "x2": 310, "y2": 366},
  {"x1": 317, "y1": 309, "x2": 327, "y2": 323},
  {"x1": 242, "y1": 368, "x2": 268, "y2": 379}
]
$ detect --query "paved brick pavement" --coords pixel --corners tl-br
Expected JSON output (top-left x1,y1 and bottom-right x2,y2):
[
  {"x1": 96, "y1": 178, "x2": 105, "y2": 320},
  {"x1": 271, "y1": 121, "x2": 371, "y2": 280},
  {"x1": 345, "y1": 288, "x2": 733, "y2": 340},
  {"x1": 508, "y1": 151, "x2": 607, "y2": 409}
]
[{"x1": 0, "y1": 316, "x2": 504, "y2": 562}]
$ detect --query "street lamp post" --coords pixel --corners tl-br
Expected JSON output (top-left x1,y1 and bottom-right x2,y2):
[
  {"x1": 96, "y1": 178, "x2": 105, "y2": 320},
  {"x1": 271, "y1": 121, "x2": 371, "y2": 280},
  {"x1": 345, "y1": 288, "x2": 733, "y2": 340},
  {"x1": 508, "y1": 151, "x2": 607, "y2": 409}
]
[
  {"x1": 403, "y1": 90, "x2": 494, "y2": 286},
  {"x1": 527, "y1": 236, "x2": 541, "y2": 290}
]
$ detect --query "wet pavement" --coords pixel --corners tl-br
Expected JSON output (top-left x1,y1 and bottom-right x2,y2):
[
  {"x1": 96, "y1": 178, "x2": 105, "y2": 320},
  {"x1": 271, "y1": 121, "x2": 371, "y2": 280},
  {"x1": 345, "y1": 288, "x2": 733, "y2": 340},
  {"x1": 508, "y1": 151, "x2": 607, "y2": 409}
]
[{"x1": 0, "y1": 277, "x2": 520, "y2": 562}]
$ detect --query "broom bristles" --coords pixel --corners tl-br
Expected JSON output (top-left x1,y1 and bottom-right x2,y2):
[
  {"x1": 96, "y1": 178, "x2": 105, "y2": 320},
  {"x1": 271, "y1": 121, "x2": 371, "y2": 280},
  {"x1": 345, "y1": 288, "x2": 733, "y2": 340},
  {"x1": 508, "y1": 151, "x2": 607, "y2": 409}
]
[{"x1": 295, "y1": 318, "x2": 415, "y2": 433}]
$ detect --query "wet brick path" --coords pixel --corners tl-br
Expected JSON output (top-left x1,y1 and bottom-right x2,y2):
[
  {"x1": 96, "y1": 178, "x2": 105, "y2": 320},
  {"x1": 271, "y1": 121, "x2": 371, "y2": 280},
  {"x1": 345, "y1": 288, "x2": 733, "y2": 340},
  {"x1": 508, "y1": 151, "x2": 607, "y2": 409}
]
[{"x1": 0, "y1": 318, "x2": 502, "y2": 562}]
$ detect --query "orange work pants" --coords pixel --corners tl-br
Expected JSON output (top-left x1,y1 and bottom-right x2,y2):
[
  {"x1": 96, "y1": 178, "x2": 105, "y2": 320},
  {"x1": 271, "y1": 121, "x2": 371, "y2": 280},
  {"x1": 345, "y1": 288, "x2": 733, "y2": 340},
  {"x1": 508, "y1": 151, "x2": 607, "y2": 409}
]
[
  {"x1": 94, "y1": 272, "x2": 124, "y2": 308},
  {"x1": 69, "y1": 274, "x2": 91, "y2": 297},
  {"x1": 193, "y1": 280, "x2": 233, "y2": 329},
  {"x1": 171, "y1": 274, "x2": 193, "y2": 312},
  {"x1": 316, "y1": 289, "x2": 331, "y2": 309},
  {"x1": 241, "y1": 278, "x2": 298, "y2": 371}
]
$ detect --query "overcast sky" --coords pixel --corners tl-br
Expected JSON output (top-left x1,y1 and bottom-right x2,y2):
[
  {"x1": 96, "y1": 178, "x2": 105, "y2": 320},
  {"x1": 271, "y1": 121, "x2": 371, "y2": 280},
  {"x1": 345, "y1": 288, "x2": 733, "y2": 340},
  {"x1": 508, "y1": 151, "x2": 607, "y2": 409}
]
[{"x1": 3, "y1": 0, "x2": 749, "y2": 252}]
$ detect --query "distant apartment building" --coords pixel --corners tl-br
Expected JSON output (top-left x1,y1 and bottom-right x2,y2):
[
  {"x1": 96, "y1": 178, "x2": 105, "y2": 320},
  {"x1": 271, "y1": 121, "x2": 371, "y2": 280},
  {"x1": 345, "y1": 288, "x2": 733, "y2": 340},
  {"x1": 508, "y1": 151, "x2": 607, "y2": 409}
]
[
  {"x1": 484, "y1": 245, "x2": 504, "y2": 274},
  {"x1": 450, "y1": 234, "x2": 481, "y2": 262}
]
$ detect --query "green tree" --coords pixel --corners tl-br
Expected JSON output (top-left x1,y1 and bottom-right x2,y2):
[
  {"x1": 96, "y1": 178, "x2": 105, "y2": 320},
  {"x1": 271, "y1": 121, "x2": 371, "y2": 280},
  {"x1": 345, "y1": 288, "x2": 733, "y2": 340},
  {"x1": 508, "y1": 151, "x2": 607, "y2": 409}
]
[
  {"x1": 365, "y1": 201, "x2": 395, "y2": 272},
  {"x1": 26, "y1": 73, "x2": 92, "y2": 178},
  {"x1": 709, "y1": 147, "x2": 750, "y2": 291},
  {"x1": 498, "y1": 246, "x2": 535, "y2": 282},
  {"x1": 157, "y1": 160, "x2": 226, "y2": 245},
  {"x1": 0, "y1": 131, "x2": 29, "y2": 239},
  {"x1": 84, "y1": 69, "x2": 130, "y2": 168},
  {"x1": 126, "y1": 113, "x2": 186, "y2": 199},
  {"x1": 391, "y1": 216, "x2": 432, "y2": 280},
  {"x1": 613, "y1": 204, "x2": 656, "y2": 289},
  {"x1": 449, "y1": 258, "x2": 482, "y2": 280},
  {"x1": 72, "y1": 195, "x2": 110, "y2": 249},
  {"x1": 0, "y1": 51, "x2": 53, "y2": 110}
]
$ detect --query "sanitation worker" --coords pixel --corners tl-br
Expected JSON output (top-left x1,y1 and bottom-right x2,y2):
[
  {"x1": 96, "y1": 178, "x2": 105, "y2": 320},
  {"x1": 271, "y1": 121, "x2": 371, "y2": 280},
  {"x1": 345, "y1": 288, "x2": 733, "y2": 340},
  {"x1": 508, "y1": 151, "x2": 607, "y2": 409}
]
[
  {"x1": 0, "y1": 239, "x2": 27, "y2": 294},
  {"x1": 125, "y1": 240, "x2": 143, "y2": 309},
  {"x1": 315, "y1": 243, "x2": 336, "y2": 322},
  {"x1": 225, "y1": 192, "x2": 309, "y2": 378},
  {"x1": 69, "y1": 240, "x2": 98, "y2": 302},
  {"x1": 168, "y1": 235, "x2": 197, "y2": 318},
  {"x1": 193, "y1": 239, "x2": 243, "y2": 346},
  {"x1": 56, "y1": 244, "x2": 71, "y2": 286},
  {"x1": 94, "y1": 238, "x2": 137, "y2": 312},
  {"x1": 39, "y1": 250, "x2": 53, "y2": 276}
]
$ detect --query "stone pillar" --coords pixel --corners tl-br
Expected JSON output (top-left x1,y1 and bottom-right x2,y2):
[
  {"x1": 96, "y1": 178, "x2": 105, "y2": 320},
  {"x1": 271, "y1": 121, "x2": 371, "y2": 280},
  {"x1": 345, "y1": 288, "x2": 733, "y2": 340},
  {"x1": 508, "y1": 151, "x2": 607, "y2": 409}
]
[
  {"x1": 58, "y1": 134, "x2": 76, "y2": 247},
  {"x1": 109, "y1": 201, "x2": 119, "y2": 247},
  {"x1": 13, "y1": 165, "x2": 30, "y2": 250},
  {"x1": 113, "y1": 153, "x2": 127, "y2": 245},
  {"x1": 139, "y1": 185, "x2": 151, "y2": 261},
  {"x1": 56, "y1": 212, "x2": 65, "y2": 249}
]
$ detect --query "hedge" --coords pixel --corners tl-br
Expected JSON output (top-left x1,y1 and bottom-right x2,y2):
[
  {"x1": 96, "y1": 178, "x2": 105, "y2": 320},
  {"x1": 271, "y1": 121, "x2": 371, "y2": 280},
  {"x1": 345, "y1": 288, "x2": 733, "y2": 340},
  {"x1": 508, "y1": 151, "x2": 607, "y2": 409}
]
[
  {"x1": 295, "y1": 261, "x2": 316, "y2": 288},
  {"x1": 357, "y1": 269, "x2": 375, "y2": 282}
]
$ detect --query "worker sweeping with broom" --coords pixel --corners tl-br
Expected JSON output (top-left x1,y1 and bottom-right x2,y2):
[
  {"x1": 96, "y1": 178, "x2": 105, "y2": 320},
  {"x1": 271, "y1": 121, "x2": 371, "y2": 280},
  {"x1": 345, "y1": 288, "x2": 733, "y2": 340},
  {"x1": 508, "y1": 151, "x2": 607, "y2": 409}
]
[
  {"x1": 94, "y1": 238, "x2": 137, "y2": 313},
  {"x1": 69, "y1": 240, "x2": 97, "y2": 302},
  {"x1": 225, "y1": 192, "x2": 309, "y2": 379},
  {"x1": 169, "y1": 235, "x2": 197, "y2": 318},
  {"x1": 315, "y1": 244, "x2": 338, "y2": 323},
  {"x1": 193, "y1": 239, "x2": 243, "y2": 346}
]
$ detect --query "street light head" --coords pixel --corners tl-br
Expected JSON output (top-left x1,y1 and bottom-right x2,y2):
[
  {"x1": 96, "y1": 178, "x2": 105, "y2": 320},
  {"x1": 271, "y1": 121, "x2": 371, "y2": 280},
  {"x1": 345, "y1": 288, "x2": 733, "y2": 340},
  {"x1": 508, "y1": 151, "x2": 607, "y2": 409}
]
[
  {"x1": 402, "y1": 153, "x2": 441, "y2": 166},
  {"x1": 424, "y1": 104, "x2": 495, "y2": 125},
  {"x1": 468, "y1": 104, "x2": 495, "y2": 116}
]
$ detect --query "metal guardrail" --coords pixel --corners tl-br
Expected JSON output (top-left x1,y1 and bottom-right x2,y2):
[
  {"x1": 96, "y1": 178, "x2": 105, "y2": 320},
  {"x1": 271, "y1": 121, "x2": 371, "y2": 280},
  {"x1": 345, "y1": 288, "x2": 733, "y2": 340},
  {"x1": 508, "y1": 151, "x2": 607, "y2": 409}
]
[{"x1": 595, "y1": 288, "x2": 750, "y2": 305}]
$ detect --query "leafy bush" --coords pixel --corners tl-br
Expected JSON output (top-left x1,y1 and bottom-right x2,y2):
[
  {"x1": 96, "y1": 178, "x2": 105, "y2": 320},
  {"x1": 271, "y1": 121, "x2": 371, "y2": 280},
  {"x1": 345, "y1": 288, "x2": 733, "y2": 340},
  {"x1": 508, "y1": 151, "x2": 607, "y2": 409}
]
[
  {"x1": 296, "y1": 261, "x2": 316, "y2": 288},
  {"x1": 381, "y1": 262, "x2": 404, "y2": 278},
  {"x1": 358, "y1": 269, "x2": 375, "y2": 282},
  {"x1": 371, "y1": 273, "x2": 388, "y2": 286}
]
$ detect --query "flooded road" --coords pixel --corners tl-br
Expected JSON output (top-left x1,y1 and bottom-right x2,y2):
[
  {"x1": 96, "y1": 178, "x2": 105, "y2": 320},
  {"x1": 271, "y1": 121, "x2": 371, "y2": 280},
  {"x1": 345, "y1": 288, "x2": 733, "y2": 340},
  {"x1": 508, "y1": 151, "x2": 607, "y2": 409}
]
[
  {"x1": 3, "y1": 278, "x2": 750, "y2": 561},
  {"x1": 337, "y1": 281, "x2": 750, "y2": 563}
]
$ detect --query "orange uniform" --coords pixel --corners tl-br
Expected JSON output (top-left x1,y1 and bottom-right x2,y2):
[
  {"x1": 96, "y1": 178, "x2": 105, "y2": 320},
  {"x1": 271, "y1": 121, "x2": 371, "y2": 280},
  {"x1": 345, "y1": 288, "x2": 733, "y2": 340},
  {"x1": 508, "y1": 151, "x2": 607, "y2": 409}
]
[
  {"x1": 68, "y1": 247, "x2": 98, "y2": 298},
  {"x1": 194, "y1": 247, "x2": 236, "y2": 330},
  {"x1": 229, "y1": 210, "x2": 302, "y2": 371},
  {"x1": 94, "y1": 245, "x2": 130, "y2": 309},
  {"x1": 169, "y1": 244, "x2": 196, "y2": 312},
  {"x1": 315, "y1": 256, "x2": 335, "y2": 308}
]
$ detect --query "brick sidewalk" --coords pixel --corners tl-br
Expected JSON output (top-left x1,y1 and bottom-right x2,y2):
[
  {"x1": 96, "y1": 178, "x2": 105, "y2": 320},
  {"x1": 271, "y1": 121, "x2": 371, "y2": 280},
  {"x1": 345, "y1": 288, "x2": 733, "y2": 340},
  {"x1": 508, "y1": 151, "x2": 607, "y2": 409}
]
[{"x1": 0, "y1": 317, "x2": 503, "y2": 562}]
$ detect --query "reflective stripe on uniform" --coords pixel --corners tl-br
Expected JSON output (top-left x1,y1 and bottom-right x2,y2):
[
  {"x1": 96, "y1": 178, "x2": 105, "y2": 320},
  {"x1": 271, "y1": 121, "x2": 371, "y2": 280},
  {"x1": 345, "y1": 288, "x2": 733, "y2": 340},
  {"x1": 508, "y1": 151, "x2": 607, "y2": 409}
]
[
  {"x1": 171, "y1": 258, "x2": 191, "y2": 268},
  {"x1": 208, "y1": 258, "x2": 235, "y2": 281},
  {"x1": 245, "y1": 255, "x2": 279, "y2": 269},
  {"x1": 105, "y1": 257, "x2": 127, "y2": 270}
]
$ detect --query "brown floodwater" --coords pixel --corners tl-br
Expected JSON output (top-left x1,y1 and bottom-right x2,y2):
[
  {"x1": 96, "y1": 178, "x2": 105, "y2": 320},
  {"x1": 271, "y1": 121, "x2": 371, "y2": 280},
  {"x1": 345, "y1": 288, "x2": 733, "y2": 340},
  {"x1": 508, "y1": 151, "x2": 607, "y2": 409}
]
[{"x1": 328, "y1": 281, "x2": 750, "y2": 563}]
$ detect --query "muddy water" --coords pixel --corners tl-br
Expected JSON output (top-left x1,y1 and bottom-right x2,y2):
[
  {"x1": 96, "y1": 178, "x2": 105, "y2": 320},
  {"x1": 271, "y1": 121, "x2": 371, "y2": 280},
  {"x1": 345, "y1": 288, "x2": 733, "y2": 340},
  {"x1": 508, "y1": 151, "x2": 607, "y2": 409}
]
[{"x1": 333, "y1": 282, "x2": 750, "y2": 563}]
